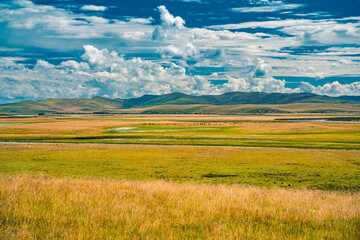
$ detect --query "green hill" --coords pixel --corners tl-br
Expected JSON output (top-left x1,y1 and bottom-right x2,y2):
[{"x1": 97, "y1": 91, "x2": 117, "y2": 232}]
[
  {"x1": 121, "y1": 92, "x2": 360, "y2": 109},
  {"x1": 0, "y1": 92, "x2": 359, "y2": 114},
  {"x1": 0, "y1": 97, "x2": 124, "y2": 114}
]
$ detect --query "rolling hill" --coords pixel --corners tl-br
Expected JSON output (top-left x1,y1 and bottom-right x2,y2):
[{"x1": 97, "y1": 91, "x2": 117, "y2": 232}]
[
  {"x1": 0, "y1": 92, "x2": 360, "y2": 114},
  {"x1": 122, "y1": 92, "x2": 360, "y2": 108}
]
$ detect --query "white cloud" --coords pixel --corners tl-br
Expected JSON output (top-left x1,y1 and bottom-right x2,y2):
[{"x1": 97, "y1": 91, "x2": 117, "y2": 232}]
[
  {"x1": 339, "y1": 59, "x2": 352, "y2": 64},
  {"x1": 272, "y1": 56, "x2": 360, "y2": 78},
  {"x1": 192, "y1": 28, "x2": 258, "y2": 40},
  {"x1": 208, "y1": 18, "x2": 360, "y2": 46},
  {"x1": 0, "y1": 0, "x2": 154, "y2": 51},
  {"x1": 319, "y1": 47, "x2": 360, "y2": 56},
  {"x1": 232, "y1": 4, "x2": 302, "y2": 13},
  {"x1": 209, "y1": 19, "x2": 326, "y2": 30},
  {"x1": 297, "y1": 66, "x2": 315, "y2": 73},
  {"x1": 1, "y1": 0, "x2": 357, "y2": 78},
  {"x1": 1, "y1": 45, "x2": 358, "y2": 104},
  {"x1": 60, "y1": 60, "x2": 89, "y2": 70},
  {"x1": 162, "y1": 43, "x2": 199, "y2": 59},
  {"x1": 0, "y1": 1, "x2": 359, "y2": 103},
  {"x1": 206, "y1": 16, "x2": 360, "y2": 77},
  {"x1": 0, "y1": 45, "x2": 299, "y2": 103},
  {"x1": 158, "y1": 5, "x2": 185, "y2": 28},
  {"x1": 35, "y1": 60, "x2": 55, "y2": 69},
  {"x1": 232, "y1": 0, "x2": 303, "y2": 13},
  {"x1": 0, "y1": 45, "x2": 216, "y2": 103},
  {"x1": 300, "y1": 81, "x2": 360, "y2": 96},
  {"x1": 222, "y1": 76, "x2": 299, "y2": 94},
  {"x1": 251, "y1": 58, "x2": 272, "y2": 77},
  {"x1": 248, "y1": 0, "x2": 272, "y2": 4},
  {"x1": 291, "y1": 12, "x2": 333, "y2": 18},
  {"x1": 128, "y1": 17, "x2": 154, "y2": 24},
  {"x1": 80, "y1": 5, "x2": 107, "y2": 12},
  {"x1": 152, "y1": 6, "x2": 199, "y2": 60},
  {"x1": 152, "y1": 6, "x2": 256, "y2": 64}
]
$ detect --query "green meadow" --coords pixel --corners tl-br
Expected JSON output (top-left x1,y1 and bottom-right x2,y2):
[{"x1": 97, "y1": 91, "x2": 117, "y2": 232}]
[
  {"x1": 1, "y1": 143, "x2": 359, "y2": 191},
  {"x1": 1, "y1": 115, "x2": 359, "y2": 190},
  {"x1": 0, "y1": 117, "x2": 359, "y2": 150}
]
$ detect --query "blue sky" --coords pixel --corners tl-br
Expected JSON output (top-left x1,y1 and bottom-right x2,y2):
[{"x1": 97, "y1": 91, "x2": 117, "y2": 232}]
[{"x1": 0, "y1": 0, "x2": 359, "y2": 103}]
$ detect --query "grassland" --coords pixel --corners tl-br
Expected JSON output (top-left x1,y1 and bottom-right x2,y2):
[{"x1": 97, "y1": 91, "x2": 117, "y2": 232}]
[
  {"x1": 1, "y1": 143, "x2": 359, "y2": 191},
  {"x1": 0, "y1": 115, "x2": 359, "y2": 150},
  {"x1": 1, "y1": 176, "x2": 359, "y2": 239},
  {"x1": 0, "y1": 114, "x2": 359, "y2": 239}
]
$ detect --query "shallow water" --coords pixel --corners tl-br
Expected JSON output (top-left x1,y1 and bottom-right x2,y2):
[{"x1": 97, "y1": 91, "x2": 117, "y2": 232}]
[
  {"x1": 278, "y1": 118, "x2": 360, "y2": 123},
  {"x1": 0, "y1": 123, "x2": 21, "y2": 127},
  {"x1": 109, "y1": 127, "x2": 218, "y2": 133},
  {"x1": 110, "y1": 127, "x2": 138, "y2": 131}
]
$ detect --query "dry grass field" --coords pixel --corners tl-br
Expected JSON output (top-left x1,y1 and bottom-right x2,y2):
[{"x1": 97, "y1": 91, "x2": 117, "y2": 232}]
[
  {"x1": 0, "y1": 114, "x2": 359, "y2": 239},
  {"x1": 1, "y1": 176, "x2": 359, "y2": 239}
]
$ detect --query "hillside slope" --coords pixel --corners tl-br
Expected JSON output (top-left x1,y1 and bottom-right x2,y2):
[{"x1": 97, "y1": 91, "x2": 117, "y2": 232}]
[
  {"x1": 121, "y1": 92, "x2": 360, "y2": 108},
  {"x1": 0, "y1": 97, "x2": 124, "y2": 114},
  {"x1": 1, "y1": 92, "x2": 360, "y2": 114}
]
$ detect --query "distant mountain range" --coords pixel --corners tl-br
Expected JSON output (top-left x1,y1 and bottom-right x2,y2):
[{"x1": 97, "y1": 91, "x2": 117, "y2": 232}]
[{"x1": 1, "y1": 92, "x2": 360, "y2": 114}]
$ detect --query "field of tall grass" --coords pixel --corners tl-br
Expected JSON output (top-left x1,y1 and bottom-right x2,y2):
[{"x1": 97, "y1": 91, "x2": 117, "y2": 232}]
[
  {"x1": 1, "y1": 115, "x2": 360, "y2": 239},
  {"x1": 1, "y1": 176, "x2": 359, "y2": 239}
]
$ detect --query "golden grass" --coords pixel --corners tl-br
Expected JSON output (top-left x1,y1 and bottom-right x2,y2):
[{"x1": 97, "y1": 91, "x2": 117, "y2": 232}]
[
  {"x1": 0, "y1": 176, "x2": 359, "y2": 239},
  {"x1": 1, "y1": 116, "x2": 359, "y2": 139}
]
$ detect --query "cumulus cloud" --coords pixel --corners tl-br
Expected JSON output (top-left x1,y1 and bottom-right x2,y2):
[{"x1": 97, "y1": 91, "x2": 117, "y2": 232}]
[
  {"x1": 0, "y1": 1, "x2": 359, "y2": 104},
  {"x1": 221, "y1": 76, "x2": 299, "y2": 94},
  {"x1": 35, "y1": 60, "x2": 55, "y2": 69},
  {"x1": 152, "y1": 5, "x2": 237, "y2": 64},
  {"x1": 1, "y1": 45, "x2": 358, "y2": 104},
  {"x1": 0, "y1": 0, "x2": 154, "y2": 51},
  {"x1": 0, "y1": 45, "x2": 214, "y2": 103},
  {"x1": 251, "y1": 58, "x2": 272, "y2": 77},
  {"x1": 300, "y1": 81, "x2": 360, "y2": 96},
  {"x1": 80, "y1": 5, "x2": 107, "y2": 12},
  {"x1": 1, "y1": 0, "x2": 358, "y2": 80},
  {"x1": 158, "y1": 5, "x2": 185, "y2": 28},
  {"x1": 128, "y1": 17, "x2": 154, "y2": 24},
  {"x1": 152, "y1": 5, "x2": 186, "y2": 42},
  {"x1": 0, "y1": 45, "x2": 300, "y2": 103},
  {"x1": 152, "y1": 6, "x2": 241, "y2": 65},
  {"x1": 153, "y1": 5, "x2": 199, "y2": 60}
]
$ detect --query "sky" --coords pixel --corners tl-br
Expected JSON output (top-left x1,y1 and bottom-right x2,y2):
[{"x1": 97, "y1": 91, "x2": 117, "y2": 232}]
[{"x1": 0, "y1": 0, "x2": 359, "y2": 104}]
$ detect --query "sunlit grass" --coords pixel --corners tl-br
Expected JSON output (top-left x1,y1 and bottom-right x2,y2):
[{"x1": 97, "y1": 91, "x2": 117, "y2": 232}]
[
  {"x1": 1, "y1": 143, "x2": 359, "y2": 191},
  {"x1": 1, "y1": 176, "x2": 359, "y2": 239}
]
